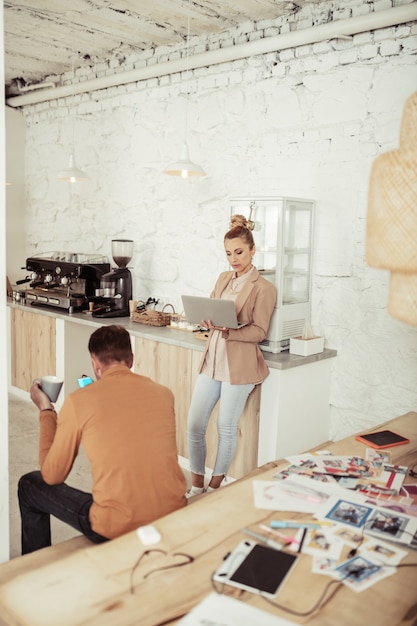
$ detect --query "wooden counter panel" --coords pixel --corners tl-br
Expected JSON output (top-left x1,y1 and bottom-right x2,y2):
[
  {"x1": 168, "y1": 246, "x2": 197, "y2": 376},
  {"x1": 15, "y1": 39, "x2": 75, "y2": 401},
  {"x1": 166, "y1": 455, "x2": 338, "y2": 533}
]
[
  {"x1": 133, "y1": 341, "x2": 260, "y2": 480},
  {"x1": 189, "y1": 350, "x2": 260, "y2": 479},
  {"x1": 10, "y1": 309, "x2": 56, "y2": 391},
  {"x1": 232, "y1": 383, "x2": 261, "y2": 476},
  {"x1": 133, "y1": 338, "x2": 194, "y2": 458}
]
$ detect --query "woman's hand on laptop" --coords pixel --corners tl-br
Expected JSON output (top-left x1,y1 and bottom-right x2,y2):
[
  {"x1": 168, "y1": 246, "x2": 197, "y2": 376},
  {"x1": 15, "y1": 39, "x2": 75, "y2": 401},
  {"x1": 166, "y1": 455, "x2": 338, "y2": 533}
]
[{"x1": 203, "y1": 319, "x2": 227, "y2": 331}]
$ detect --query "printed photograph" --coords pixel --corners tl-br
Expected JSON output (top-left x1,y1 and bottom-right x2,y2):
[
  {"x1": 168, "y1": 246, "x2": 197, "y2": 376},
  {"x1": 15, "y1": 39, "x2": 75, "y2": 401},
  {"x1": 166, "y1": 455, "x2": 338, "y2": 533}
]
[
  {"x1": 332, "y1": 527, "x2": 364, "y2": 546},
  {"x1": 335, "y1": 555, "x2": 381, "y2": 583},
  {"x1": 367, "y1": 510, "x2": 408, "y2": 538},
  {"x1": 325, "y1": 500, "x2": 373, "y2": 528},
  {"x1": 359, "y1": 539, "x2": 407, "y2": 565},
  {"x1": 334, "y1": 555, "x2": 394, "y2": 591}
]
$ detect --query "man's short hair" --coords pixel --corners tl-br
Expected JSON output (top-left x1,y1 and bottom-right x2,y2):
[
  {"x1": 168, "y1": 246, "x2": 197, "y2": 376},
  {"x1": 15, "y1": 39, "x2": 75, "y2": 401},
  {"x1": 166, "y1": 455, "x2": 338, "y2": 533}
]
[{"x1": 88, "y1": 325, "x2": 133, "y2": 365}]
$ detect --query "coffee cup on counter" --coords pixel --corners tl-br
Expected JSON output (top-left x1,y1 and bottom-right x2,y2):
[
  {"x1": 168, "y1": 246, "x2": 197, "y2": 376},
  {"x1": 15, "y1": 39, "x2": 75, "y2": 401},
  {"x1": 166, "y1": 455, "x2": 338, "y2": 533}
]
[{"x1": 34, "y1": 375, "x2": 64, "y2": 403}]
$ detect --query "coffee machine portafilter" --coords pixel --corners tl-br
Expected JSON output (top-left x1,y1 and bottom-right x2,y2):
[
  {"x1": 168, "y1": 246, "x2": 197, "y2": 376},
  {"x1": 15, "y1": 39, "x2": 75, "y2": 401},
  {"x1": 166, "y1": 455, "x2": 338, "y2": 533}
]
[{"x1": 92, "y1": 240, "x2": 133, "y2": 318}]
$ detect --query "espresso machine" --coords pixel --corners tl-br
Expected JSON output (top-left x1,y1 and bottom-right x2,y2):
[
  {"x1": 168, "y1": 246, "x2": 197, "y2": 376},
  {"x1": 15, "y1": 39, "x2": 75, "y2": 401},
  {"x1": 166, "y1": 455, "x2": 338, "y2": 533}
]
[
  {"x1": 19, "y1": 252, "x2": 111, "y2": 313},
  {"x1": 92, "y1": 239, "x2": 133, "y2": 318}
]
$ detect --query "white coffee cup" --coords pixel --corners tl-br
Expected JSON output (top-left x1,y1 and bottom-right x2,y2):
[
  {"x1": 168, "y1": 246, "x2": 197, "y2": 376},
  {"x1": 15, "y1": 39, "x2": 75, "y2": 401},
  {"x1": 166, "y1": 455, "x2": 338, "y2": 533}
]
[{"x1": 38, "y1": 375, "x2": 64, "y2": 403}]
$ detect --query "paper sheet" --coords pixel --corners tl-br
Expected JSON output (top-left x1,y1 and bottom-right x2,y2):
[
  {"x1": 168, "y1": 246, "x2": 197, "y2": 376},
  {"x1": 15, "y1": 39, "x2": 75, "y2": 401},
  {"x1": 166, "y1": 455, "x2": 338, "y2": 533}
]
[{"x1": 177, "y1": 592, "x2": 298, "y2": 625}]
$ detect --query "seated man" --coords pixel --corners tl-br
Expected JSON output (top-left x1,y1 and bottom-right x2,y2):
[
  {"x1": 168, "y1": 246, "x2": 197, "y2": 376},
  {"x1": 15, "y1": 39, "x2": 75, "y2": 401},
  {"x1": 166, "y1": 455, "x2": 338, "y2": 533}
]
[{"x1": 18, "y1": 324, "x2": 187, "y2": 554}]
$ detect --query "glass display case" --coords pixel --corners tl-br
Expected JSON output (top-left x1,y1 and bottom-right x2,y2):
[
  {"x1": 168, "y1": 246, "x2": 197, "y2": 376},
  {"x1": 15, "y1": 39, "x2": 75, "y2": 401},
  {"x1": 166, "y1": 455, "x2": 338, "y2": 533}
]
[{"x1": 229, "y1": 196, "x2": 315, "y2": 352}]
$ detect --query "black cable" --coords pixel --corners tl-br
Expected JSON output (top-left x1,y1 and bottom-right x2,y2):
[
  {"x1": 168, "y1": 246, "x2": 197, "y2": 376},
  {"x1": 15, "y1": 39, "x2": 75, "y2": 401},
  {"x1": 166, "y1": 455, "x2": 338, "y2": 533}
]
[
  {"x1": 211, "y1": 569, "x2": 344, "y2": 617},
  {"x1": 261, "y1": 577, "x2": 344, "y2": 616},
  {"x1": 408, "y1": 463, "x2": 417, "y2": 478}
]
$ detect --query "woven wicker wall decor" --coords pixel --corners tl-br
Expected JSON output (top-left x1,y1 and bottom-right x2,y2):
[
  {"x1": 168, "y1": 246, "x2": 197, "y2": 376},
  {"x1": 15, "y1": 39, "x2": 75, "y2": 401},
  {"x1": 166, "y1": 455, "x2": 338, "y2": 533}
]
[{"x1": 366, "y1": 91, "x2": 417, "y2": 326}]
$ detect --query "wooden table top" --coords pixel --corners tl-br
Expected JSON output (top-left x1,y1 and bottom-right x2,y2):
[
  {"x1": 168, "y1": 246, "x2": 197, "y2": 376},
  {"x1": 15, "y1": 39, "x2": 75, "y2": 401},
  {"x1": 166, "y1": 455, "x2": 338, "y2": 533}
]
[{"x1": 0, "y1": 411, "x2": 416, "y2": 626}]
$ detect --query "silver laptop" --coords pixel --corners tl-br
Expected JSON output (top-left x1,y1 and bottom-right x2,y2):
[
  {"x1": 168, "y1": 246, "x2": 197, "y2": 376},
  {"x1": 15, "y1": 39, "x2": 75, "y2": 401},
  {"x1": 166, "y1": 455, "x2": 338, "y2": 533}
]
[{"x1": 181, "y1": 295, "x2": 245, "y2": 329}]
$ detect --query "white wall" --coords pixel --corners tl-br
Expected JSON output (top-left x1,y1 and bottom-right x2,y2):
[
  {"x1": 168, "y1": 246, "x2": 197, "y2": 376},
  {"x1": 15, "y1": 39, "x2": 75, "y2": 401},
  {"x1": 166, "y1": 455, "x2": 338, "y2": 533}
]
[
  {"x1": 1, "y1": 3, "x2": 10, "y2": 562},
  {"x1": 6, "y1": 0, "x2": 417, "y2": 443},
  {"x1": 5, "y1": 108, "x2": 26, "y2": 284}
]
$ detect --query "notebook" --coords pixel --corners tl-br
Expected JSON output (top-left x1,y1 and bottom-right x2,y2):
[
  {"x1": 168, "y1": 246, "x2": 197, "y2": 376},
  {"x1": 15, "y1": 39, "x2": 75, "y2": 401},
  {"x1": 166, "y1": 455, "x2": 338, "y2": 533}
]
[{"x1": 181, "y1": 295, "x2": 245, "y2": 329}]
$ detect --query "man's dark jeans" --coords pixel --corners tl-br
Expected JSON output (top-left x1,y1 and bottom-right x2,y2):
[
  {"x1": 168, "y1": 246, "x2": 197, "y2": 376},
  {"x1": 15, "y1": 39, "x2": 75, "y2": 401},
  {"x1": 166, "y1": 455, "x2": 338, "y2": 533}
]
[{"x1": 18, "y1": 470, "x2": 108, "y2": 554}]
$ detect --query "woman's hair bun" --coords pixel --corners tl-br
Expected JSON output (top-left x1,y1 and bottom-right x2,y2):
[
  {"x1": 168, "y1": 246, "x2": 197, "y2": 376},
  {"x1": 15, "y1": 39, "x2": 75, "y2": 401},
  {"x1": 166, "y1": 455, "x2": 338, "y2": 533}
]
[{"x1": 230, "y1": 214, "x2": 249, "y2": 229}]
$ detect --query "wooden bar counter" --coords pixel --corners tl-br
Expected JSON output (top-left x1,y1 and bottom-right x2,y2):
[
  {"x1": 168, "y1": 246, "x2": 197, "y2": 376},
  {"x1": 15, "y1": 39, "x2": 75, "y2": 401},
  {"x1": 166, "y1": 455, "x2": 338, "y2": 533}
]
[
  {"x1": 7, "y1": 301, "x2": 337, "y2": 478},
  {"x1": 0, "y1": 412, "x2": 416, "y2": 626}
]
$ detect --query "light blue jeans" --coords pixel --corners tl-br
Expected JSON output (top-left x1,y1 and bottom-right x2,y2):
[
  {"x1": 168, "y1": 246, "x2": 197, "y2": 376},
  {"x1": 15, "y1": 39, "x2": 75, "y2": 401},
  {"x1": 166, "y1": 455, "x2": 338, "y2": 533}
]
[{"x1": 186, "y1": 374, "x2": 255, "y2": 477}]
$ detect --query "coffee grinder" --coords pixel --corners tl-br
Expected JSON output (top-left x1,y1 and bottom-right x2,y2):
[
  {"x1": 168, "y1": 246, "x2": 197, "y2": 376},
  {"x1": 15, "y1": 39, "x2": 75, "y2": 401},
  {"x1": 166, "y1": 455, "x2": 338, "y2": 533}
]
[{"x1": 92, "y1": 239, "x2": 133, "y2": 318}]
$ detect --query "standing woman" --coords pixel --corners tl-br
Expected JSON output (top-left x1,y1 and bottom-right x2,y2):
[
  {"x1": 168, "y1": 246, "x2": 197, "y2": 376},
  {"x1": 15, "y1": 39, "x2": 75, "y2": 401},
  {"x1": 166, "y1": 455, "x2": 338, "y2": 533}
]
[{"x1": 186, "y1": 214, "x2": 277, "y2": 497}]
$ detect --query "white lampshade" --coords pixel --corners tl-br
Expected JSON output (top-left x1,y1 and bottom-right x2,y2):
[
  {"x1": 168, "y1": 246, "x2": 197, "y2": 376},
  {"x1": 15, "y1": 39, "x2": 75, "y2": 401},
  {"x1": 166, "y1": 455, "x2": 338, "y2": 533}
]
[
  {"x1": 164, "y1": 142, "x2": 206, "y2": 179},
  {"x1": 163, "y1": 0, "x2": 206, "y2": 180},
  {"x1": 57, "y1": 154, "x2": 88, "y2": 183}
]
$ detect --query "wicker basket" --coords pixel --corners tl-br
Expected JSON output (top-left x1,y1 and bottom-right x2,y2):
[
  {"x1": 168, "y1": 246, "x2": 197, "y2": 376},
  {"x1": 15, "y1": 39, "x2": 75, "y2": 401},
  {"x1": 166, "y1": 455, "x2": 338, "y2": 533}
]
[{"x1": 131, "y1": 303, "x2": 175, "y2": 327}]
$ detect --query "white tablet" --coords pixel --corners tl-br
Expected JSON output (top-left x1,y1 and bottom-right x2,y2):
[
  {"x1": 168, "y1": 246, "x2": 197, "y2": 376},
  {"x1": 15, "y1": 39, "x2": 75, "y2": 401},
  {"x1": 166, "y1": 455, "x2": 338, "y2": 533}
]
[
  {"x1": 181, "y1": 295, "x2": 246, "y2": 329},
  {"x1": 212, "y1": 540, "x2": 298, "y2": 598}
]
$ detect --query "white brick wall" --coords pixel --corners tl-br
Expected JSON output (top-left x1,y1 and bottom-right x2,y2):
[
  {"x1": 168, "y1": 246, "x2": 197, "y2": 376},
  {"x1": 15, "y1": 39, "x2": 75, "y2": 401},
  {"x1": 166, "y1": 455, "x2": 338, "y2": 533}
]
[{"x1": 14, "y1": 0, "x2": 417, "y2": 442}]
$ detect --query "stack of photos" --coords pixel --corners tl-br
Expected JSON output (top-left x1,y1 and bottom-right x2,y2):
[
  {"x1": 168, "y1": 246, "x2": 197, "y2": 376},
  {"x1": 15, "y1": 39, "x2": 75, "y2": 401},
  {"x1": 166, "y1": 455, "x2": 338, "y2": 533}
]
[
  {"x1": 315, "y1": 495, "x2": 417, "y2": 550},
  {"x1": 302, "y1": 495, "x2": 416, "y2": 590},
  {"x1": 276, "y1": 452, "x2": 413, "y2": 511},
  {"x1": 260, "y1": 451, "x2": 417, "y2": 591}
]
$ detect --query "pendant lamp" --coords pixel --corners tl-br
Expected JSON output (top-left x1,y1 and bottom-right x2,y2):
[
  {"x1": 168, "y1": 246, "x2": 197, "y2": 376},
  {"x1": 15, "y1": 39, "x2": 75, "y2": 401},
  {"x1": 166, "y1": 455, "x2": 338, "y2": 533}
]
[
  {"x1": 57, "y1": 61, "x2": 89, "y2": 183},
  {"x1": 57, "y1": 153, "x2": 89, "y2": 183},
  {"x1": 164, "y1": 142, "x2": 206, "y2": 178},
  {"x1": 164, "y1": 0, "x2": 206, "y2": 179}
]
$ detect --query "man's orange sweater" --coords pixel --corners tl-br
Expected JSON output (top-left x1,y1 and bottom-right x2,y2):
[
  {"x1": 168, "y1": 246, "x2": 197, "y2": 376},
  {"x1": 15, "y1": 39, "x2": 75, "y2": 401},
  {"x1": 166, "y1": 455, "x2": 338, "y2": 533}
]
[{"x1": 39, "y1": 364, "x2": 187, "y2": 539}]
